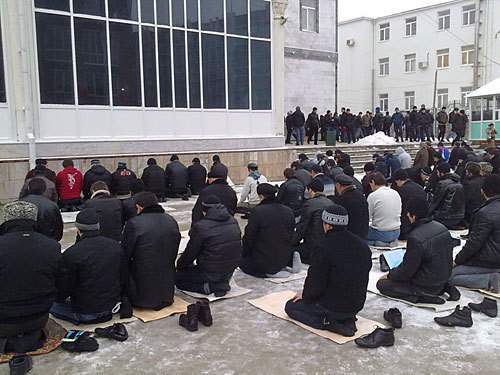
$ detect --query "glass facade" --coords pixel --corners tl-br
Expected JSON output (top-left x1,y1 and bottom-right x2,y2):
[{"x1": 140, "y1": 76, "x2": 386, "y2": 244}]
[
  {"x1": 34, "y1": 0, "x2": 271, "y2": 110},
  {"x1": 0, "y1": 16, "x2": 6, "y2": 103}
]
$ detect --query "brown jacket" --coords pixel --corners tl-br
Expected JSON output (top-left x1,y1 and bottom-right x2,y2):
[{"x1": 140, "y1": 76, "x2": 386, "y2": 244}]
[
  {"x1": 413, "y1": 149, "x2": 429, "y2": 169},
  {"x1": 26, "y1": 168, "x2": 57, "y2": 184}
]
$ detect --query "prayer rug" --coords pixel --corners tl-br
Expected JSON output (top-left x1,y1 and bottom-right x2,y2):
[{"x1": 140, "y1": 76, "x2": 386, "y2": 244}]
[{"x1": 133, "y1": 297, "x2": 190, "y2": 323}]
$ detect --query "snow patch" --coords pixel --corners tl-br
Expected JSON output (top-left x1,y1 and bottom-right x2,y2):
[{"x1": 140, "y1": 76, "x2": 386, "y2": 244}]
[{"x1": 355, "y1": 132, "x2": 398, "y2": 146}]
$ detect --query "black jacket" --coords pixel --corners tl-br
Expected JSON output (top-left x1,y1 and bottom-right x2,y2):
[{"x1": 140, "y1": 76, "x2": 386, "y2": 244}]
[
  {"x1": 429, "y1": 173, "x2": 465, "y2": 221},
  {"x1": 406, "y1": 167, "x2": 425, "y2": 187},
  {"x1": 455, "y1": 196, "x2": 500, "y2": 268},
  {"x1": 375, "y1": 159, "x2": 389, "y2": 178},
  {"x1": 301, "y1": 159, "x2": 315, "y2": 172},
  {"x1": 83, "y1": 191, "x2": 124, "y2": 242},
  {"x1": 0, "y1": 220, "x2": 62, "y2": 320},
  {"x1": 165, "y1": 160, "x2": 188, "y2": 192},
  {"x1": 293, "y1": 193, "x2": 332, "y2": 260},
  {"x1": 396, "y1": 180, "x2": 426, "y2": 239},
  {"x1": 303, "y1": 228, "x2": 372, "y2": 314},
  {"x1": 121, "y1": 193, "x2": 139, "y2": 224},
  {"x1": 336, "y1": 152, "x2": 351, "y2": 169},
  {"x1": 191, "y1": 179, "x2": 237, "y2": 225},
  {"x1": 278, "y1": 177, "x2": 304, "y2": 217},
  {"x1": 188, "y1": 163, "x2": 207, "y2": 195},
  {"x1": 463, "y1": 175, "x2": 486, "y2": 223},
  {"x1": 295, "y1": 168, "x2": 312, "y2": 188},
  {"x1": 177, "y1": 205, "x2": 241, "y2": 274},
  {"x1": 242, "y1": 197, "x2": 295, "y2": 275},
  {"x1": 389, "y1": 218, "x2": 453, "y2": 294},
  {"x1": 111, "y1": 167, "x2": 137, "y2": 196},
  {"x1": 427, "y1": 158, "x2": 446, "y2": 193},
  {"x1": 57, "y1": 232, "x2": 127, "y2": 314},
  {"x1": 306, "y1": 113, "x2": 320, "y2": 130},
  {"x1": 20, "y1": 194, "x2": 63, "y2": 241},
  {"x1": 490, "y1": 156, "x2": 500, "y2": 175},
  {"x1": 83, "y1": 165, "x2": 113, "y2": 200},
  {"x1": 361, "y1": 174, "x2": 372, "y2": 197},
  {"x1": 210, "y1": 162, "x2": 228, "y2": 181},
  {"x1": 448, "y1": 147, "x2": 460, "y2": 168},
  {"x1": 122, "y1": 205, "x2": 181, "y2": 309},
  {"x1": 141, "y1": 165, "x2": 166, "y2": 196},
  {"x1": 291, "y1": 110, "x2": 305, "y2": 128},
  {"x1": 333, "y1": 186, "x2": 369, "y2": 240}
]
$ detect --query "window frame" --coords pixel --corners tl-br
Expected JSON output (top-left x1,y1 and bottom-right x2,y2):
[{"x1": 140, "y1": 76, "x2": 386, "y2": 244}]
[
  {"x1": 379, "y1": 93, "x2": 388, "y2": 112},
  {"x1": 379, "y1": 22, "x2": 390, "y2": 42},
  {"x1": 404, "y1": 91, "x2": 415, "y2": 111},
  {"x1": 405, "y1": 17, "x2": 416, "y2": 37},
  {"x1": 461, "y1": 45, "x2": 474, "y2": 66},
  {"x1": 404, "y1": 53, "x2": 416, "y2": 73},
  {"x1": 300, "y1": 0, "x2": 319, "y2": 33},
  {"x1": 462, "y1": 4, "x2": 476, "y2": 27},
  {"x1": 437, "y1": 48, "x2": 450, "y2": 69},
  {"x1": 461, "y1": 86, "x2": 473, "y2": 106},
  {"x1": 437, "y1": 10, "x2": 450, "y2": 31},
  {"x1": 437, "y1": 88, "x2": 448, "y2": 109},
  {"x1": 378, "y1": 57, "x2": 389, "y2": 76}
]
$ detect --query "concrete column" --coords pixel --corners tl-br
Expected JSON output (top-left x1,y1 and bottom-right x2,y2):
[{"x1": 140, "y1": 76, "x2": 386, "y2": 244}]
[{"x1": 271, "y1": 0, "x2": 288, "y2": 137}]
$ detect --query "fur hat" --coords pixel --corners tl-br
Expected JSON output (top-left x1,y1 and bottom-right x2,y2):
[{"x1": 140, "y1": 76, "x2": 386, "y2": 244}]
[
  {"x1": 3, "y1": 201, "x2": 38, "y2": 222},
  {"x1": 479, "y1": 162, "x2": 493, "y2": 173}
]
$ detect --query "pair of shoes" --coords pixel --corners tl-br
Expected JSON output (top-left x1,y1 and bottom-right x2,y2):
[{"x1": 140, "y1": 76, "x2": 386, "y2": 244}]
[
  {"x1": 355, "y1": 327, "x2": 395, "y2": 348},
  {"x1": 61, "y1": 332, "x2": 99, "y2": 352},
  {"x1": 443, "y1": 284, "x2": 461, "y2": 301},
  {"x1": 383, "y1": 308, "x2": 402, "y2": 329},
  {"x1": 468, "y1": 297, "x2": 498, "y2": 318},
  {"x1": 323, "y1": 317, "x2": 355, "y2": 337},
  {"x1": 9, "y1": 354, "x2": 33, "y2": 375},
  {"x1": 434, "y1": 306, "x2": 473, "y2": 327},
  {"x1": 94, "y1": 323, "x2": 128, "y2": 342},
  {"x1": 179, "y1": 301, "x2": 213, "y2": 331}
]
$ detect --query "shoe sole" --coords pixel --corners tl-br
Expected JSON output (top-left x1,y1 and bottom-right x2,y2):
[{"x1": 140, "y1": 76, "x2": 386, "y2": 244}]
[{"x1": 356, "y1": 341, "x2": 394, "y2": 348}]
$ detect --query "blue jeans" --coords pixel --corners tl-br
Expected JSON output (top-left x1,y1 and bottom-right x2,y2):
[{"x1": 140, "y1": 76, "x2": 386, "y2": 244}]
[
  {"x1": 366, "y1": 227, "x2": 400, "y2": 245},
  {"x1": 50, "y1": 299, "x2": 111, "y2": 325},
  {"x1": 176, "y1": 265, "x2": 232, "y2": 294},
  {"x1": 294, "y1": 126, "x2": 305, "y2": 145}
]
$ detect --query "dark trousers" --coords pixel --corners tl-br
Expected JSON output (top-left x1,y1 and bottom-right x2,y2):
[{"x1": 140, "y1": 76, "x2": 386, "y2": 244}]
[
  {"x1": 0, "y1": 313, "x2": 48, "y2": 354},
  {"x1": 394, "y1": 124, "x2": 403, "y2": 142},
  {"x1": 58, "y1": 197, "x2": 82, "y2": 209},
  {"x1": 383, "y1": 125, "x2": 391, "y2": 136},
  {"x1": 176, "y1": 265, "x2": 232, "y2": 294},
  {"x1": 347, "y1": 128, "x2": 356, "y2": 144},
  {"x1": 166, "y1": 187, "x2": 192, "y2": 198},
  {"x1": 284, "y1": 299, "x2": 357, "y2": 330},
  {"x1": 376, "y1": 279, "x2": 443, "y2": 303},
  {"x1": 420, "y1": 126, "x2": 431, "y2": 141},
  {"x1": 362, "y1": 126, "x2": 372, "y2": 137},
  {"x1": 435, "y1": 217, "x2": 463, "y2": 230},
  {"x1": 240, "y1": 253, "x2": 294, "y2": 278},
  {"x1": 438, "y1": 124, "x2": 446, "y2": 141},
  {"x1": 286, "y1": 124, "x2": 293, "y2": 143},
  {"x1": 307, "y1": 128, "x2": 318, "y2": 145}
]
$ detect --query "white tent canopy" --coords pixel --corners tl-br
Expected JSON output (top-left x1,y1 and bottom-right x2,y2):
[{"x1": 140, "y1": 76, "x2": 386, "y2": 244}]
[{"x1": 467, "y1": 77, "x2": 500, "y2": 98}]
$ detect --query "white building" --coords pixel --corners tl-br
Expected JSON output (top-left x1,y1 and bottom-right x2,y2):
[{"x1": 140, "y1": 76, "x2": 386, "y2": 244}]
[{"x1": 338, "y1": 0, "x2": 500, "y2": 138}]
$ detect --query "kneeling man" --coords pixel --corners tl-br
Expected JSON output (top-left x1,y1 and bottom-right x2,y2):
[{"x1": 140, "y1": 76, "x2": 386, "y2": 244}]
[{"x1": 285, "y1": 205, "x2": 372, "y2": 337}]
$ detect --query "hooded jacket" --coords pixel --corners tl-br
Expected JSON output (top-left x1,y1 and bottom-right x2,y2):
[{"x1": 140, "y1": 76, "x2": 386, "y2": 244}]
[
  {"x1": 56, "y1": 166, "x2": 83, "y2": 200},
  {"x1": 165, "y1": 160, "x2": 189, "y2": 193},
  {"x1": 188, "y1": 162, "x2": 207, "y2": 195},
  {"x1": 83, "y1": 165, "x2": 113, "y2": 200},
  {"x1": 429, "y1": 173, "x2": 465, "y2": 221},
  {"x1": 192, "y1": 179, "x2": 237, "y2": 225},
  {"x1": 462, "y1": 175, "x2": 486, "y2": 223},
  {"x1": 395, "y1": 147, "x2": 412, "y2": 169}
]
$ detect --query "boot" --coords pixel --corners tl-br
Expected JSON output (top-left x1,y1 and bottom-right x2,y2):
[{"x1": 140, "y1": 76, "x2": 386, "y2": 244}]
[
  {"x1": 9, "y1": 354, "x2": 33, "y2": 375},
  {"x1": 179, "y1": 304, "x2": 199, "y2": 332},
  {"x1": 443, "y1": 283, "x2": 461, "y2": 301},
  {"x1": 355, "y1": 327, "x2": 395, "y2": 348},
  {"x1": 209, "y1": 281, "x2": 231, "y2": 297},
  {"x1": 383, "y1": 308, "x2": 402, "y2": 329},
  {"x1": 468, "y1": 297, "x2": 498, "y2": 318},
  {"x1": 434, "y1": 306, "x2": 473, "y2": 327},
  {"x1": 323, "y1": 317, "x2": 355, "y2": 337},
  {"x1": 196, "y1": 301, "x2": 213, "y2": 327},
  {"x1": 339, "y1": 317, "x2": 357, "y2": 333}
]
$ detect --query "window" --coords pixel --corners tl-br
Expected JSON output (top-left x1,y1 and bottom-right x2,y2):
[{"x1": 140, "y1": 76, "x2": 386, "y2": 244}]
[
  {"x1": 404, "y1": 91, "x2": 415, "y2": 110},
  {"x1": 437, "y1": 88, "x2": 448, "y2": 109},
  {"x1": 0, "y1": 16, "x2": 6, "y2": 103},
  {"x1": 437, "y1": 48, "x2": 449, "y2": 69},
  {"x1": 461, "y1": 87, "x2": 473, "y2": 106},
  {"x1": 74, "y1": 0, "x2": 105, "y2": 17},
  {"x1": 379, "y1": 23, "x2": 390, "y2": 41},
  {"x1": 172, "y1": 0, "x2": 185, "y2": 28},
  {"x1": 379, "y1": 94, "x2": 388, "y2": 112},
  {"x1": 187, "y1": 32, "x2": 201, "y2": 108},
  {"x1": 462, "y1": 4, "x2": 476, "y2": 26},
  {"x1": 379, "y1": 58, "x2": 389, "y2": 76},
  {"x1": 201, "y1": 0, "x2": 224, "y2": 32},
  {"x1": 202, "y1": 34, "x2": 225, "y2": 109},
  {"x1": 251, "y1": 0, "x2": 271, "y2": 38},
  {"x1": 140, "y1": 0, "x2": 154, "y2": 23},
  {"x1": 438, "y1": 10, "x2": 450, "y2": 30},
  {"x1": 300, "y1": 0, "x2": 318, "y2": 33},
  {"x1": 142, "y1": 26, "x2": 158, "y2": 107},
  {"x1": 186, "y1": 0, "x2": 199, "y2": 29},
  {"x1": 108, "y1": 0, "x2": 138, "y2": 21},
  {"x1": 251, "y1": 40, "x2": 271, "y2": 110},
  {"x1": 227, "y1": 37, "x2": 249, "y2": 109},
  {"x1": 158, "y1": 28, "x2": 172, "y2": 108},
  {"x1": 404, "y1": 53, "x2": 416, "y2": 73},
  {"x1": 227, "y1": 0, "x2": 248, "y2": 36},
  {"x1": 173, "y1": 30, "x2": 187, "y2": 108},
  {"x1": 405, "y1": 17, "x2": 416, "y2": 36},
  {"x1": 461, "y1": 45, "x2": 474, "y2": 65}
]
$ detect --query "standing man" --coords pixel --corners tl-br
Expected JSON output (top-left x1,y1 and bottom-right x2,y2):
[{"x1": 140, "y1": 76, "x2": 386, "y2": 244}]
[
  {"x1": 409, "y1": 106, "x2": 420, "y2": 142},
  {"x1": 188, "y1": 158, "x2": 207, "y2": 196},
  {"x1": 372, "y1": 107, "x2": 384, "y2": 133},
  {"x1": 392, "y1": 108, "x2": 404, "y2": 142},
  {"x1": 82, "y1": 159, "x2": 113, "y2": 200},
  {"x1": 413, "y1": 143, "x2": 429, "y2": 169},
  {"x1": 141, "y1": 158, "x2": 166, "y2": 201},
  {"x1": 56, "y1": 159, "x2": 84, "y2": 212},
  {"x1": 111, "y1": 162, "x2": 137, "y2": 198},
  {"x1": 291, "y1": 106, "x2": 306, "y2": 146},
  {"x1": 436, "y1": 106, "x2": 449, "y2": 142},
  {"x1": 285, "y1": 110, "x2": 294, "y2": 144},
  {"x1": 165, "y1": 155, "x2": 191, "y2": 200},
  {"x1": 306, "y1": 107, "x2": 320, "y2": 145},
  {"x1": 447, "y1": 108, "x2": 459, "y2": 142},
  {"x1": 362, "y1": 111, "x2": 372, "y2": 137},
  {"x1": 383, "y1": 111, "x2": 393, "y2": 137},
  {"x1": 454, "y1": 110, "x2": 467, "y2": 143}
]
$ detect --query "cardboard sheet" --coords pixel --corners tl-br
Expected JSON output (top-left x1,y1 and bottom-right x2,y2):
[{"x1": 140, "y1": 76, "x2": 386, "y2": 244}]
[
  {"x1": 50, "y1": 314, "x2": 137, "y2": 332},
  {"x1": 264, "y1": 270, "x2": 308, "y2": 284},
  {"x1": 133, "y1": 297, "x2": 190, "y2": 322},
  {"x1": 179, "y1": 278, "x2": 252, "y2": 302},
  {"x1": 459, "y1": 287, "x2": 500, "y2": 300},
  {"x1": 248, "y1": 291, "x2": 384, "y2": 345}
]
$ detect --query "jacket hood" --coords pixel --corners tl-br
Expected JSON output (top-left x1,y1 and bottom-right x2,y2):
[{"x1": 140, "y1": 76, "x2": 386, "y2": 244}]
[
  {"x1": 91, "y1": 190, "x2": 111, "y2": 199},
  {"x1": 91, "y1": 165, "x2": 107, "y2": 175},
  {"x1": 395, "y1": 147, "x2": 405, "y2": 155},
  {"x1": 204, "y1": 204, "x2": 231, "y2": 222},
  {"x1": 139, "y1": 204, "x2": 165, "y2": 215}
]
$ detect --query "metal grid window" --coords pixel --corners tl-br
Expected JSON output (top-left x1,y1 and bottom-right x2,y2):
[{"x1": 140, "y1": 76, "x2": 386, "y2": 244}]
[
  {"x1": 404, "y1": 91, "x2": 415, "y2": 110},
  {"x1": 461, "y1": 45, "x2": 474, "y2": 65},
  {"x1": 379, "y1": 22, "x2": 390, "y2": 41},
  {"x1": 437, "y1": 48, "x2": 449, "y2": 69},
  {"x1": 379, "y1": 93, "x2": 388, "y2": 112},
  {"x1": 300, "y1": 0, "x2": 318, "y2": 33},
  {"x1": 379, "y1": 57, "x2": 389, "y2": 76},
  {"x1": 404, "y1": 53, "x2": 416, "y2": 73},
  {"x1": 437, "y1": 10, "x2": 450, "y2": 30},
  {"x1": 462, "y1": 4, "x2": 476, "y2": 26},
  {"x1": 33, "y1": 0, "x2": 272, "y2": 110},
  {"x1": 405, "y1": 17, "x2": 416, "y2": 36},
  {"x1": 437, "y1": 88, "x2": 448, "y2": 109}
]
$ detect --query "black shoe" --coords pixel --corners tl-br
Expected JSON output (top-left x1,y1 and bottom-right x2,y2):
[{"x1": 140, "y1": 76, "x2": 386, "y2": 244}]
[
  {"x1": 416, "y1": 295, "x2": 446, "y2": 305},
  {"x1": 468, "y1": 297, "x2": 498, "y2": 318},
  {"x1": 179, "y1": 304, "x2": 199, "y2": 332},
  {"x1": 444, "y1": 284, "x2": 461, "y2": 301},
  {"x1": 323, "y1": 317, "x2": 355, "y2": 337},
  {"x1": 209, "y1": 281, "x2": 231, "y2": 297},
  {"x1": 196, "y1": 301, "x2": 213, "y2": 327},
  {"x1": 355, "y1": 327, "x2": 395, "y2": 348},
  {"x1": 383, "y1": 308, "x2": 402, "y2": 329},
  {"x1": 434, "y1": 306, "x2": 473, "y2": 327},
  {"x1": 182, "y1": 196, "x2": 189, "y2": 201},
  {"x1": 9, "y1": 354, "x2": 33, "y2": 375},
  {"x1": 120, "y1": 296, "x2": 133, "y2": 319},
  {"x1": 61, "y1": 334, "x2": 99, "y2": 352},
  {"x1": 338, "y1": 317, "x2": 357, "y2": 333},
  {"x1": 240, "y1": 214, "x2": 250, "y2": 220},
  {"x1": 94, "y1": 323, "x2": 128, "y2": 342}
]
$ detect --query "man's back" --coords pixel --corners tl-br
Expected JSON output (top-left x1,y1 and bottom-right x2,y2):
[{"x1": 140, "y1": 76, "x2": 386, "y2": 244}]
[
  {"x1": 295, "y1": 168, "x2": 312, "y2": 187},
  {"x1": 277, "y1": 178, "x2": 304, "y2": 217},
  {"x1": 334, "y1": 187, "x2": 369, "y2": 240},
  {"x1": 20, "y1": 176, "x2": 58, "y2": 202},
  {"x1": 83, "y1": 192, "x2": 123, "y2": 241},
  {"x1": 188, "y1": 163, "x2": 208, "y2": 194},
  {"x1": 192, "y1": 180, "x2": 237, "y2": 224},
  {"x1": 430, "y1": 173, "x2": 465, "y2": 220},
  {"x1": 165, "y1": 161, "x2": 188, "y2": 190},
  {"x1": 141, "y1": 165, "x2": 166, "y2": 196},
  {"x1": 210, "y1": 162, "x2": 228, "y2": 181},
  {"x1": 367, "y1": 186, "x2": 401, "y2": 231},
  {"x1": 21, "y1": 194, "x2": 63, "y2": 241},
  {"x1": 83, "y1": 166, "x2": 113, "y2": 199},
  {"x1": 57, "y1": 167, "x2": 83, "y2": 199},
  {"x1": 111, "y1": 168, "x2": 137, "y2": 196}
]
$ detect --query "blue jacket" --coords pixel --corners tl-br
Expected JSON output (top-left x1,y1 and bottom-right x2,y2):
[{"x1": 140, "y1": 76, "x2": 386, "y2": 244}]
[
  {"x1": 392, "y1": 112, "x2": 404, "y2": 126},
  {"x1": 439, "y1": 147, "x2": 450, "y2": 162}
]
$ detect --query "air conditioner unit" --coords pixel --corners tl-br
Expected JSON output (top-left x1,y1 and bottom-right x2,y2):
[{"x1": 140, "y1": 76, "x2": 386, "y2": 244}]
[
  {"x1": 346, "y1": 39, "x2": 355, "y2": 47},
  {"x1": 418, "y1": 61, "x2": 429, "y2": 69}
]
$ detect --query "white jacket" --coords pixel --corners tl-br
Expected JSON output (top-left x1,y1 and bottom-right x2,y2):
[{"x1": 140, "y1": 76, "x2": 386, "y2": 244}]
[
  {"x1": 239, "y1": 174, "x2": 268, "y2": 204},
  {"x1": 367, "y1": 186, "x2": 401, "y2": 231}
]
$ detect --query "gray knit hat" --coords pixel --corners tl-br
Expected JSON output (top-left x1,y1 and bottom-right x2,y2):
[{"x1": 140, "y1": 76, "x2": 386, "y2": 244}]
[
  {"x1": 75, "y1": 208, "x2": 100, "y2": 231},
  {"x1": 3, "y1": 201, "x2": 38, "y2": 222}
]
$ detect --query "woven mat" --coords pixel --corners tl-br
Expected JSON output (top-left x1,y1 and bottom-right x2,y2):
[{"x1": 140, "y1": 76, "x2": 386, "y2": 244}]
[{"x1": 0, "y1": 330, "x2": 62, "y2": 363}]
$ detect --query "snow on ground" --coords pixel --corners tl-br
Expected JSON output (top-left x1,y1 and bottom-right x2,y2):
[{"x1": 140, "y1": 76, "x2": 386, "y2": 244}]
[{"x1": 355, "y1": 132, "x2": 399, "y2": 146}]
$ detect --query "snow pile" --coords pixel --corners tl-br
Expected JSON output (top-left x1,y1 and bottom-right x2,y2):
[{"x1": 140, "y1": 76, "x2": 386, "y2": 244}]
[{"x1": 355, "y1": 132, "x2": 398, "y2": 146}]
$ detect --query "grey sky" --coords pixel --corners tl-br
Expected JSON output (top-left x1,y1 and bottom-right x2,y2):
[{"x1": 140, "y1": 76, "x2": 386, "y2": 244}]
[{"x1": 339, "y1": 0, "x2": 453, "y2": 22}]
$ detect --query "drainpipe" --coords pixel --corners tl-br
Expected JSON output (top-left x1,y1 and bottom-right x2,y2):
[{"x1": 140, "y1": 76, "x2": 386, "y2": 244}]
[
  {"x1": 472, "y1": 0, "x2": 481, "y2": 89},
  {"x1": 334, "y1": 0, "x2": 338, "y2": 113},
  {"x1": 17, "y1": 0, "x2": 36, "y2": 168}
]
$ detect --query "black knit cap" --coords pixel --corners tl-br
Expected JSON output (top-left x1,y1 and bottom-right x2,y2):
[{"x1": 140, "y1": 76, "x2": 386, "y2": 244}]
[
  {"x1": 207, "y1": 170, "x2": 224, "y2": 179},
  {"x1": 202, "y1": 195, "x2": 221, "y2": 211},
  {"x1": 75, "y1": 208, "x2": 100, "y2": 231},
  {"x1": 420, "y1": 166, "x2": 432, "y2": 176},
  {"x1": 364, "y1": 162, "x2": 375, "y2": 172},
  {"x1": 307, "y1": 178, "x2": 324, "y2": 192},
  {"x1": 134, "y1": 191, "x2": 158, "y2": 208},
  {"x1": 34, "y1": 165, "x2": 46, "y2": 174},
  {"x1": 257, "y1": 183, "x2": 277, "y2": 197},
  {"x1": 334, "y1": 174, "x2": 353, "y2": 186}
]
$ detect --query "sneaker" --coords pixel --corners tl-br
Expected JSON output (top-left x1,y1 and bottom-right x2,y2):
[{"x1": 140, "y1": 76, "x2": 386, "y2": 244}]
[
  {"x1": 434, "y1": 306, "x2": 473, "y2": 327},
  {"x1": 468, "y1": 297, "x2": 498, "y2": 318},
  {"x1": 196, "y1": 301, "x2": 213, "y2": 327},
  {"x1": 292, "y1": 251, "x2": 302, "y2": 274},
  {"x1": 323, "y1": 317, "x2": 355, "y2": 337},
  {"x1": 9, "y1": 354, "x2": 33, "y2": 375},
  {"x1": 179, "y1": 304, "x2": 200, "y2": 332},
  {"x1": 94, "y1": 323, "x2": 128, "y2": 342},
  {"x1": 355, "y1": 327, "x2": 395, "y2": 348},
  {"x1": 61, "y1": 334, "x2": 99, "y2": 352},
  {"x1": 383, "y1": 308, "x2": 402, "y2": 329},
  {"x1": 443, "y1": 284, "x2": 461, "y2": 301}
]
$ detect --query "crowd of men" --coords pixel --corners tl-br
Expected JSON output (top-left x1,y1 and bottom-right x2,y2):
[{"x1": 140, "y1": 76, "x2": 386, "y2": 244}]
[
  {"x1": 285, "y1": 105, "x2": 470, "y2": 145},
  {"x1": 1, "y1": 140, "x2": 499, "y2": 355}
]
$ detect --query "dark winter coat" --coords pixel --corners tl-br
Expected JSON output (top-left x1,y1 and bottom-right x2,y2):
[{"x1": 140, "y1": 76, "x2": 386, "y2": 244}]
[
  {"x1": 165, "y1": 160, "x2": 188, "y2": 192},
  {"x1": 306, "y1": 112, "x2": 320, "y2": 130},
  {"x1": 20, "y1": 176, "x2": 58, "y2": 202},
  {"x1": 291, "y1": 110, "x2": 305, "y2": 129},
  {"x1": 385, "y1": 157, "x2": 401, "y2": 180},
  {"x1": 429, "y1": 173, "x2": 465, "y2": 221},
  {"x1": 191, "y1": 179, "x2": 237, "y2": 225},
  {"x1": 395, "y1": 180, "x2": 426, "y2": 240},
  {"x1": 413, "y1": 149, "x2": 429, "y2": 169},
  {"x1": 210, "y1": 162, "x2": 228, "y2": 181},
  {"x1": 336, "y1": 152, "x2": 351, "y2": 169},
  {"x1": 426, "y1": 146, "x2": 436, "y2": 167},
  {"x1": 406, "y1": 167, "x2": 425, "y2": 187},
  {"x1": 325, "y1": 166, "x2": 343, "y2": 181},
  {"x1": 350, "y1": 176, "x2": 363, "y2": 193},
  {"x1": 20, "y1": 194, "x2": 63, "y2": 241},
  {"x1": 361, "y1": 174, "x2": 372, "y2": 197},
  {"x1": 111, "y1": 167, "x2": 137, "y2": 196},
  {"x1": 278, "y1": 177, "x2": 304, "y2": 217},
  {"x1": 462, "y1": 175, "x2": 486, "y2": 223},
  {"x1": 293, "y1": 193, "x2": 332, "y2": 260},
  {"x1": 141, "y1": 165, "x2": 166, "y2": 197},
  {"x1": 454, "y1": 114, "x2": 467, "y2": 137},
  {"x1": 383, "y1": 114, "x2": 393, "y2": 128},
  {"x1": 375, "y1": 158, "x2": 389, "y2": 178},
  {"x1": 389, "y1": 218, "x2": 453, "y2": 294},
  {"x1": 122, "y1": 205, "x2": 181, "y2": 309},
  {"x1": 409, "y1": 110, "x2": 419, "y2": 127},
  {"x1": 83, "y1": 166, "x2": 113, "y2": 200},
  {"x1": 242, "y1": 197, "x2": 295, "y2": 275},
  {"x1": 372, "y1": 112, "x2": 384, "y2": 130},
  {"x1": 121, "y1": 193, "x2": 140, "y2": 224},
  {"x1": 303, "y1": 228, "x2": 372, "y2": 314},
  {"x1": 177, "y1": 205, "x2": 241, "y2": 275},
  {"x1": 427, "y1": 158, "x2": 447, "y2": 193},
  {"x1": 57, "y1": 232, "x2": 127, "y2": 314},
  {"x1": 333, "y1": 186, "x2": 369, "y2": 240},
  {"x1": 188, "y1": 163, "x2": 207, "y2": 195},
  {"x1": 295, "y1": 168, "x2": 312, "y2": 188},
  {"x1": 448, "y1": 147, "x2": 460, "y2": 168},
  {"x1": 83, "y1": 191, "x2": 124, "y2": 242},
  {"x1": 490, "y1": 156, "x2": 500, "y2": 175},
  {"x1": 0, "y1": 220, "x2": 62, "y2": 320},
  {"x1": 300, "y1": 159, "x2": 315, "y2": 172},
  {"x1": 455, "y1": 196, "x2": 500, "y2": 268}
]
